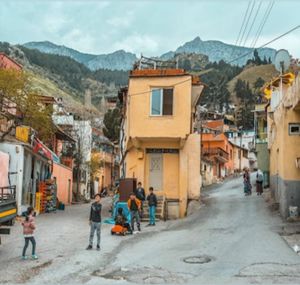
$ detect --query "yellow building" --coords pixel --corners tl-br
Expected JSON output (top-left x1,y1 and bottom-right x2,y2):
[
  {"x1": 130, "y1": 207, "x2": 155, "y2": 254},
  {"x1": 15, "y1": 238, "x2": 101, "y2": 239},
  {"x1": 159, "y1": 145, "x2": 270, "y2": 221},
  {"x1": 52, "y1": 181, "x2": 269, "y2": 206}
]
[
  {"x1": 120, "y1": 68, "x2": 204, "y2": 218},
  {"x1": 267, "y1": 72, "x2": 300, "y2": 217}
]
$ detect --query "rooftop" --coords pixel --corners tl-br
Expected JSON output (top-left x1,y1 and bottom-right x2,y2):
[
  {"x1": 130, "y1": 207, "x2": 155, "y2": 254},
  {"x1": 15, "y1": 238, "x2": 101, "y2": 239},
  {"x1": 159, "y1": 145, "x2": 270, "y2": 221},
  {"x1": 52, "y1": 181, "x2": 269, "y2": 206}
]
[{"x1": 130, "y1": 68, "x2": 187, "y2": 77}]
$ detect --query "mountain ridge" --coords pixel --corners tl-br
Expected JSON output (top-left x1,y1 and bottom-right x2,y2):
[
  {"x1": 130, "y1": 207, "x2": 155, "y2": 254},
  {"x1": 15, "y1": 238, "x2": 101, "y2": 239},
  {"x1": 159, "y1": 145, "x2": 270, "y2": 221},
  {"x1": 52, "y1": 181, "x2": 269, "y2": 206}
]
[{"x1": 23, "y1": 37, "x2": 277, "y2": 71}]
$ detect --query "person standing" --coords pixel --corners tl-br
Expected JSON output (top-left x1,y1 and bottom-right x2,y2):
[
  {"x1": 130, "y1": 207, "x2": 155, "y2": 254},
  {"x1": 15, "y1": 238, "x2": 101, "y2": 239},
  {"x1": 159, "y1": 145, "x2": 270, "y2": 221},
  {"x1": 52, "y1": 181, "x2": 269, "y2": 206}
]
[
  {"x1": 134, "y1": 182, "x2": 145, "y2": 218},
  {"x1": 256, "y1": 169, "x2": 264, "y2": 196},
  {"x1": 86, "y1": 194, "x2": 102, "y2": 251},
  {"x1": 243, "y1": 168, "x2": 252, "y2": 196},
  {"x1": 146, "y1": 187, "x2": 157, "y2": 226},
  {"x1": 21, "y1": 207, "x2": 38, "y2": 260},
  {"x1": 127, "y1": 193, "x2": 141, "y2": 232}
]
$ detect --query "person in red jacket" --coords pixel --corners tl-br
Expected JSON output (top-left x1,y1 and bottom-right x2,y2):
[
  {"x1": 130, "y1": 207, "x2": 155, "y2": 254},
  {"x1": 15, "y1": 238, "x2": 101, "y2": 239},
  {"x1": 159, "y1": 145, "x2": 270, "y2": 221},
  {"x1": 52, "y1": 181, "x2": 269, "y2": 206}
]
[{"x1": 21, "y1": 207, "x2": 38, "y2": 260}]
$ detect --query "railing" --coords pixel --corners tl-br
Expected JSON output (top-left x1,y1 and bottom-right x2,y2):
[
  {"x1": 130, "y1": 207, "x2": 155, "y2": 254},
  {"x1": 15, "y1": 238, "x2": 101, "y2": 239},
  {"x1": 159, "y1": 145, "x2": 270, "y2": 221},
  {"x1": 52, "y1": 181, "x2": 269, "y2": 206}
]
[
  {"x1": 0, "y1": 186, "x2": 16, "y2": 203},
  {"x1": 202, "y1": 147, "x2": 229, "y2": 160}
]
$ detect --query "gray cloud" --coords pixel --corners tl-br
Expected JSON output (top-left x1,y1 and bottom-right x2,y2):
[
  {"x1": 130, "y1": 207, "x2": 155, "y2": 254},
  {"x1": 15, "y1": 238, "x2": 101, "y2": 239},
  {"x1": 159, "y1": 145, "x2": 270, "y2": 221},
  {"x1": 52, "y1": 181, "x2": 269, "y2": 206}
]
[{"x1": 0, "y1": 0, "x2": 299, "y2": 57}]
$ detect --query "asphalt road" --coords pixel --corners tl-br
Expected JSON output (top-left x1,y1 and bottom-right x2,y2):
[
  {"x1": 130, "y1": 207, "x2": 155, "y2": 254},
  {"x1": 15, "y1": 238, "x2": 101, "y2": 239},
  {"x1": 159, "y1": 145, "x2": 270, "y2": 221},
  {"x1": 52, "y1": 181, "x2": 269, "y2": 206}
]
[{"x1": 1, "y1": 175, "x2": 300, "y2": 285}]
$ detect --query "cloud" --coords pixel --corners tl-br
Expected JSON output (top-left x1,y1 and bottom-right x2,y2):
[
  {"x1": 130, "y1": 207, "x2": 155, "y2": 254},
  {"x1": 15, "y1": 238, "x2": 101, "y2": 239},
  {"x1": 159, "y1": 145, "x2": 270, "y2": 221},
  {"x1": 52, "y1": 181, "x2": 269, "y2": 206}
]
[
  {"x1": 106, "y1": 14, "x2": 133, "y2": 28},
  {"x1": 61, "y1": 28, "x2": 97, "y2": 53},
  {"x1": 113, "y1": 34, "x2": 159, "y2": 55}
]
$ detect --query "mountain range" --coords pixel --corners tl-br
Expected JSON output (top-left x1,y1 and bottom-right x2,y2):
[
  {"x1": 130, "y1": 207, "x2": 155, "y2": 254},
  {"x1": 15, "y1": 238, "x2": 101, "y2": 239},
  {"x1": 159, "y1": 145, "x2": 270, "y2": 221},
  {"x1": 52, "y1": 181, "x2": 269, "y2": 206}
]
[{"x1": 23, "y1": 37, "x2": 276, "y2": 71}]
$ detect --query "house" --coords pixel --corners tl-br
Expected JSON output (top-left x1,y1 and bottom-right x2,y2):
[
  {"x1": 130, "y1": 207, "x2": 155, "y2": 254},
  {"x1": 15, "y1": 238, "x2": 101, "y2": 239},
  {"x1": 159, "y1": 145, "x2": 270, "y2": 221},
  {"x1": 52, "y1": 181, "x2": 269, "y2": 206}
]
[
  {"x1": 92, "y1": 128, "x2": 115, "y2": 193},
  {"x1": 230, "y1": 142, "x2": 249, "y2": 171},
  {"x1": 254, "y1": 103, "x2": 269, "y2": 186},
  {"x1": 120, "y1": 66, "x2": 204, "y2": 218},
  {"x1": 201, "y1": 157, "x2": 214, "y2": 186},
  {"x1": 0, "y1": 138, "x2": 53, "y2": 215},
  {"x1": 266, "y1": 71, "x2": 300, "y2": 218},
  {"x1": 202, "y1": 133, "x2": 233, "y2": 178},
  {"x1": 0, "y1": 53, "x2": 22, "y2": 71},
  {"x1": 227, "y1": 129, "x2": 257, "y2": 170}
]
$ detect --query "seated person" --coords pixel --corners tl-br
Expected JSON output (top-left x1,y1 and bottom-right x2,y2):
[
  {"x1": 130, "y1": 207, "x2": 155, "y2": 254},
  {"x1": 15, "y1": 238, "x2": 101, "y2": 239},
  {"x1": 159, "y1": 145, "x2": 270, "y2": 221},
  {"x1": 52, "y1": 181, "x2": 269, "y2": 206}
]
[{"x1": 114, "y1": 208, "x2": 132, "y2": 234}]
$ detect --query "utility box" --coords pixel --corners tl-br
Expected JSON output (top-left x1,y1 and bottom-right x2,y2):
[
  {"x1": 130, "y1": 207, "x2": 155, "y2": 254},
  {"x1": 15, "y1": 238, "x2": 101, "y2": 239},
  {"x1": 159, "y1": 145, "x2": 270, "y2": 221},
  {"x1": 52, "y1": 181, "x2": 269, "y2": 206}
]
[{"x1": 119, "y1": 178, "x2": 137, "y2": 202}]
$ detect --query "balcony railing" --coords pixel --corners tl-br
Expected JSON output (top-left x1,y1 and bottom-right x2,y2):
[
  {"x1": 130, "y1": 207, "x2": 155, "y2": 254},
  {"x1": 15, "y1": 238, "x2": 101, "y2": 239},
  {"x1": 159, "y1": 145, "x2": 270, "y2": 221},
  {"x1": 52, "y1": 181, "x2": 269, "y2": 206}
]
[{"x1": 202, "y1": 147, "x2": 229, "y2": 161}]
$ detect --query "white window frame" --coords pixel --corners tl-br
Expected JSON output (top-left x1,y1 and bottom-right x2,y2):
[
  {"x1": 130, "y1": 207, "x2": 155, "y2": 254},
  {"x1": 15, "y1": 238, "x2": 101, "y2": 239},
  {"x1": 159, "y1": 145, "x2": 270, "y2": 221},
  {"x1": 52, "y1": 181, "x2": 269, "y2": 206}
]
[
  {"x1": 150, "y1": 88, "x2": 163, "y2": 116},
  {"x1": 150, "y1": 88, "x2": 173, "y2": 117}
]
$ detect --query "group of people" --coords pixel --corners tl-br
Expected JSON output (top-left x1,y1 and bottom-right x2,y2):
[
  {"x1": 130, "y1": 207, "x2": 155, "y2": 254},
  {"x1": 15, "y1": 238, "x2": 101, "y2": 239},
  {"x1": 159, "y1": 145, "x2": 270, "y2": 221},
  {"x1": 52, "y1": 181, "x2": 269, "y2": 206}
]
[
  {"x1": 243, "y1": 168, "x2": 264, "y2": 196},
  {"x1": 87, "y1": 182, "x2": 157, "y2": 250},
  {"x1": 20, "y1": 182, "x2": 157, "y2": 258}
]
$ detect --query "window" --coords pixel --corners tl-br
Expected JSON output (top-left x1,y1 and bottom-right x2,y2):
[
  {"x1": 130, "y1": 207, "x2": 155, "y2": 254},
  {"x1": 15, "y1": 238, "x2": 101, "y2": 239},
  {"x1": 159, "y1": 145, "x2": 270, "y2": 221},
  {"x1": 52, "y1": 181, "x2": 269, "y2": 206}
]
[
  {"x1": 151, "y1": 88, "x2": 173, "y2": 116},
  {"x1": 289, "y1": 123, "x2": 300, "y2": 135}
]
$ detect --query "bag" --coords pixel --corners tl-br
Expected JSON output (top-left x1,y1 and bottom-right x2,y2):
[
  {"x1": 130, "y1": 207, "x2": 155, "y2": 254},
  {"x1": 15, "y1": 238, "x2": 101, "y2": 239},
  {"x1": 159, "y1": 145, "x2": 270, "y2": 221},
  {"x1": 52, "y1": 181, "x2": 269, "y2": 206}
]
[{"x1": 257, "y1": 172, "x2": 263, "y2": 182}]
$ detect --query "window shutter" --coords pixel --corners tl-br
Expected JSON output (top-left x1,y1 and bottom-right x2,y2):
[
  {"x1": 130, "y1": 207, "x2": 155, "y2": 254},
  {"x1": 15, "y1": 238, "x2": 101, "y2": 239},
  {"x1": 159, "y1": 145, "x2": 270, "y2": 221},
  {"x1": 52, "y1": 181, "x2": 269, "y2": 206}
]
[{"x1": 163, "y1": 88, "x2": 173, "y2": 115}]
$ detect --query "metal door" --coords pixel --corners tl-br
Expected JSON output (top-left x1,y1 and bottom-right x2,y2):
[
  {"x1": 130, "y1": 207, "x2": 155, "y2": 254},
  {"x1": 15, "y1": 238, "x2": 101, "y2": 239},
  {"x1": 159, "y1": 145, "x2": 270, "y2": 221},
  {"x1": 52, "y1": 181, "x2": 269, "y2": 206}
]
[{"x1": 149, "y1": 154, "x2": 163, "y2": 191}]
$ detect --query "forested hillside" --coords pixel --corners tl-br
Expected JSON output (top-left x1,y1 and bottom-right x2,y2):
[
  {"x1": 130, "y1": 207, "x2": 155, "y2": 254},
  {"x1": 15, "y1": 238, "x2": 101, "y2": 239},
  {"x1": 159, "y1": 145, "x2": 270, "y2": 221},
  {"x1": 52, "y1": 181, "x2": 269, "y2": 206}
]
[{"x1": 1, "y1": 41, "x2": 277, "y2": 128}]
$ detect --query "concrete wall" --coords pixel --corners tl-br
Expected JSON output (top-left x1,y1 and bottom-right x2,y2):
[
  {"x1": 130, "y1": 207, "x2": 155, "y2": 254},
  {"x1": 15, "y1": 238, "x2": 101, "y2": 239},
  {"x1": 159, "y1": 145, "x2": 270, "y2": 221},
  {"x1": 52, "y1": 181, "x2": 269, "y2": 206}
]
[
  {"x1": 52, "y1": 163, "x2": 73, "y2": 205},
  {"x1": 268, "y1": 75, "x2": 300, "y2": 218},
  {"x1": 270, "y1": 175, "x2": 300, "y2": 218},
  {"x1": 0, "y1": 143, "x2": 24, "y2": 215},
  {"x1": 125, "y1": 135, "x2": 200, "y2": 218}
]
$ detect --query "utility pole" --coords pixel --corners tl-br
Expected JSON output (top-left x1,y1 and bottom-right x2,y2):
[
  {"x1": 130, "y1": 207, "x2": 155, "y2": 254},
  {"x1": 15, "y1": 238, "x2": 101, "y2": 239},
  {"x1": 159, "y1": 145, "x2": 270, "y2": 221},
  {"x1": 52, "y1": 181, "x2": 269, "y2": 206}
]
[
  {"x1": 239, "y1": 126, "x2": 243, "y2": 172},
  {"x1": 76, "y1": 136, "x2": 81, "y2": 198}
]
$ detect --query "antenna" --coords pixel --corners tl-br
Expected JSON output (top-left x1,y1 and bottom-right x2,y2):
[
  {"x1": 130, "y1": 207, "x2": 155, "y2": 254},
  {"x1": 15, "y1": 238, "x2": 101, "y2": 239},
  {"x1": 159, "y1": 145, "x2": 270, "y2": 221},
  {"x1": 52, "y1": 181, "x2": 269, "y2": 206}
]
[{"x1": 274, "y1": 49, "x2": 290, "y2": 74}]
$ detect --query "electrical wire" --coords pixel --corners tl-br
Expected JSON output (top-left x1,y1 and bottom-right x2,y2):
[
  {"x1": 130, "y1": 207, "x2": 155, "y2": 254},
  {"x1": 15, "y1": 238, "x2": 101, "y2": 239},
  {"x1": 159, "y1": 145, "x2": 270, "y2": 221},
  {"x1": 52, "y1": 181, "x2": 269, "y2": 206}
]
[
  {"x1": 243, "y1": 1, "x2": 263, "y2": 47},
  {"x1": 232, "y1": 1, "x2": 252, "y2": 51},
  {"x1": 251, "y1": 1, "x2": 275, "y2": 48},
  {"x1": 126, "y1": 25, "x2": 300, "y2": 98},
  {"x1": 128, "y1": 78, "x2": 192, "y2": 97},
  {"x1": 238, "y1": 0, "x2": 256, "y2": 47},
  {"x1": 228, "y1": 25, "x2": 300, "y2": 65}
]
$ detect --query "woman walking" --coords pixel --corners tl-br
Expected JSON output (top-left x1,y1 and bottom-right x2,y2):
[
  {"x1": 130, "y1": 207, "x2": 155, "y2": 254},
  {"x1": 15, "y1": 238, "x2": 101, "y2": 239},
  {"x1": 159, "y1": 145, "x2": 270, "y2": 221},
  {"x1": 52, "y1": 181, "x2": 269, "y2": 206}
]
[
  {"x1": 256, "y1": 169, "x2": 264, "y2": 195},
  {"x1": 21, "y1": 207, "x2": 38, "y2": 260},
  {"x1": 243, "y1": 168, "x2": 252, "y2": 196}
]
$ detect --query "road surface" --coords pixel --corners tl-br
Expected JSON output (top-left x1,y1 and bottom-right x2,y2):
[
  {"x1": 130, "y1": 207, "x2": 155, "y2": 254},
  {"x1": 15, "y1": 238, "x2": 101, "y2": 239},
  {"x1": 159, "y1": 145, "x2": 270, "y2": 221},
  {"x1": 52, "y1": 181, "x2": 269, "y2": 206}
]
[{"x1": 1, "y1": 176, "x2": 300, "y2": 284}]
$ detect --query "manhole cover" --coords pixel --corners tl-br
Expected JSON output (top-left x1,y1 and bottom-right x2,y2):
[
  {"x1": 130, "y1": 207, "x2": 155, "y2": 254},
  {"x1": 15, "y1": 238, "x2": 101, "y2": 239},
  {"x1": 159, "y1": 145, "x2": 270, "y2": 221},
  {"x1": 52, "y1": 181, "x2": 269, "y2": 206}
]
[{"x1": 183, "y1": 255, "x2": 212, "y2": 264}]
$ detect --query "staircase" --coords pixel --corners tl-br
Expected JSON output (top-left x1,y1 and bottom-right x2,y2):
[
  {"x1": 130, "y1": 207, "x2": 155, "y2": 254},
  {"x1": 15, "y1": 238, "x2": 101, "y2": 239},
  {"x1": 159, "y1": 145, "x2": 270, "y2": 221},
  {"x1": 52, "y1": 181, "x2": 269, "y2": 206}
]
[{"x1": 141, "y1": 196, "x2": 166, "y2": 222}]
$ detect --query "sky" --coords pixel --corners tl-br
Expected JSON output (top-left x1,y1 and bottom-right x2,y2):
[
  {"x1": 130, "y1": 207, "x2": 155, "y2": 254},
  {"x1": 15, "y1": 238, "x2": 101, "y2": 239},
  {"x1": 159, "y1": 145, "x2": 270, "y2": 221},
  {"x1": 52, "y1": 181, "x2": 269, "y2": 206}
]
[{"x1": 0, "y1": 0, "x2": 299, "y2": 58}]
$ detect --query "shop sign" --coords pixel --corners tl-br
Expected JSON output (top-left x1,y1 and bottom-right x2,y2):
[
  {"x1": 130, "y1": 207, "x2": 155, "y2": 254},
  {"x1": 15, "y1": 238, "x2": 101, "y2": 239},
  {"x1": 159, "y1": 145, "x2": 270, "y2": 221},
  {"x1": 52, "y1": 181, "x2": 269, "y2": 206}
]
[{"x1": 146, "y1": 148, "x2": 179, "y2": 154}]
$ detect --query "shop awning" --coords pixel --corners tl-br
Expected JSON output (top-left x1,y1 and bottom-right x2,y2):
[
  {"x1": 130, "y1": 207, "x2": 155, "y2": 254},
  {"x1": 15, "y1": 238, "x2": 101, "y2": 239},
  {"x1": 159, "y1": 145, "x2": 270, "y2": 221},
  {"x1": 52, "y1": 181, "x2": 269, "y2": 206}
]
[{"x1": 33, "y1": 138, "x2": 60, "y2": 163}]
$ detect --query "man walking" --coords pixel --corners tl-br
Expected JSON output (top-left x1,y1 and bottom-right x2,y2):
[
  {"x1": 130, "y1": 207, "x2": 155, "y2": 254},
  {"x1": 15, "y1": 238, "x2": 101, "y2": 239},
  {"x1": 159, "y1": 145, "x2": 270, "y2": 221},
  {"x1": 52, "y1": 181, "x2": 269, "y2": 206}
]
[
  {"x1": 86, "y1": 194, "x2": 102, "y2": 251},
  {"x1": 127, "y1": 193, "x2": 141, "y2": 232},
  {"x1": 134, "y1": 182, "x2": 145, "y2": 217},
  {"x1": 146, "y1": 187, "x2": 157, "y2": 226}
]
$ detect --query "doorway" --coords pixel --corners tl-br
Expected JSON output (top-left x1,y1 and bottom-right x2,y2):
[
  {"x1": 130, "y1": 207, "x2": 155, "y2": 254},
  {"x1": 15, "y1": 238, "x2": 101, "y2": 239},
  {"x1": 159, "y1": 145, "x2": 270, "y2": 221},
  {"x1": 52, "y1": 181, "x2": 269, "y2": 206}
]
[{"x1": 149, "y1": 153, "x2": 163, "y2": 191}]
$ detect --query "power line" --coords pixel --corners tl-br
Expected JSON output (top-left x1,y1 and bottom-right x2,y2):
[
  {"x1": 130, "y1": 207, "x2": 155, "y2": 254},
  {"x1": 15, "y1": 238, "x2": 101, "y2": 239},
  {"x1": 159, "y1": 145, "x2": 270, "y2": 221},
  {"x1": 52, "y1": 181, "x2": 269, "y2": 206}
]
[
  {"x1": 233, "y1": 1, "x2": 252, "y2": 48},
  {"x1": 243, "y1": 1, "x2": 263, "y2": 47},
  {"x1": 251, "y1": 1, "x2": 275, "y2": 48},
  {"x1": 128, "y1": 78, "x2": 192, "y2": 97},
  {"x1": 238, "y1": 0, "x2": 256, "y2": 47},
  {"x1": 228, "y1": 25, "x2": 300, "y2": 65}
]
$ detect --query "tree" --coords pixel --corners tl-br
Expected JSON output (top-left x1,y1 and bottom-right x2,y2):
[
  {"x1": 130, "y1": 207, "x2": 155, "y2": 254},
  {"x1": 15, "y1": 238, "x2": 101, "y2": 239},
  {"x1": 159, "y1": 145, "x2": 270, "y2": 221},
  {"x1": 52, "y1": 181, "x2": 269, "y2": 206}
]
[
  {"x1": 0, "y1": 69, "x2": 54, "y2": 141},
  {"x1": 253, "y1": 49, "x2": 262, "y2": 65},
  {"x1": 254, "y1": 77, "x2": 265, "y2": 89},
  {"x1": 103, "y1": 108, "x2": 121, "y2": 142}
]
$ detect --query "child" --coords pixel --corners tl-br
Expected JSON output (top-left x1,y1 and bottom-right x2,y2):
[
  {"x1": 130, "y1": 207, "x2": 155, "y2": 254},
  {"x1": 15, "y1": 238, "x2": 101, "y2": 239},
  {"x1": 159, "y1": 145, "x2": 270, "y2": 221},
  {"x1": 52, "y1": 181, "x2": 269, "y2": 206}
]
[
  {"x1": 22, "y1": 207, "x2": 38, "y2": 260},
  {"x1": 146, "y1": 187, "x2": 157, "y2": 226},
  {"x1": 86, "y1": 193, "x2": 102, "y2": 251},
  {"x1": 114, "y1": 207, "x2": 132, "y2": 234},
  {"x1": 127, "y1": 193, "x2": 141, "y2": 232}
]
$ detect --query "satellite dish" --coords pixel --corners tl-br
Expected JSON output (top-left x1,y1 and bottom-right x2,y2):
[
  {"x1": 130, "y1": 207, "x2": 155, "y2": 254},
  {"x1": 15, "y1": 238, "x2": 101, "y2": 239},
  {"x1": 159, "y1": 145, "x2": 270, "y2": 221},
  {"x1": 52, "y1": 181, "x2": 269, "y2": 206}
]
[{"x1": 274, "y1": 49, "x2": 290, "y2": 73}]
